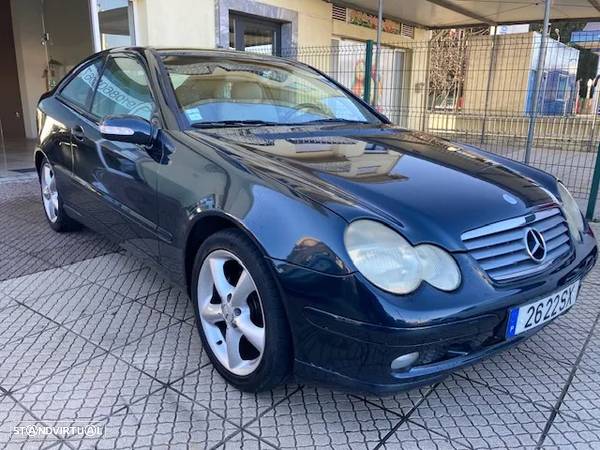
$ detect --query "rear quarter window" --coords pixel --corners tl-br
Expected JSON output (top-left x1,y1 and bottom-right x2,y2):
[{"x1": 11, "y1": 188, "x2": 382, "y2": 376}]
[{"x1": 59, "y1": 59, "x2": 103, "y2": 109}]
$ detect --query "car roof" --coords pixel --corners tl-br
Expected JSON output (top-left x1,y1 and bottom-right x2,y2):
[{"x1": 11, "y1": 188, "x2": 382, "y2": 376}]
[{"x1": 104, "y1": 46, "x2": 294, "y2": 64}]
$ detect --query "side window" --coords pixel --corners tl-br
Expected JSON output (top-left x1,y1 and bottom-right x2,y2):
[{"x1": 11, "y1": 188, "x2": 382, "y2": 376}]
[
  {"x1": 60, "y1": 59, "x2": 103, "y2": 109},
  {"x1": 91, "y1": 56, "x2": 155, "y2": 120}
]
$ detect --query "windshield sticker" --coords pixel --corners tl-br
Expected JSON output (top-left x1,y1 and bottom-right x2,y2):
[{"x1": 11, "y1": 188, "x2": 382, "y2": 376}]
[{"x1": 185, "y1": 109, "x2": 203, "y2": 122}]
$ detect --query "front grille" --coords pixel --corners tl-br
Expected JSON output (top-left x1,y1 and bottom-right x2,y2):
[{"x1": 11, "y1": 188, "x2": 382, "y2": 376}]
[{"x1": 461, "y1": 208, "x2": 572, "y2": 281}]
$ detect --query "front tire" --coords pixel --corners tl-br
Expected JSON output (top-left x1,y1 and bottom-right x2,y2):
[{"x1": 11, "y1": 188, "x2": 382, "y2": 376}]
[
  {"x1": 39, "y1": 158, "x2": 81, "y2": 232},
  {"x1": 191, "y1": 229, "x2": 292, "y2": 392}
]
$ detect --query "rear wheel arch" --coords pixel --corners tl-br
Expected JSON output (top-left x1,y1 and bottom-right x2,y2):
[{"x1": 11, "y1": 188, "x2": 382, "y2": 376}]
[{"x1": 34, "y1": 150, "x2": 47, "y2": 176}]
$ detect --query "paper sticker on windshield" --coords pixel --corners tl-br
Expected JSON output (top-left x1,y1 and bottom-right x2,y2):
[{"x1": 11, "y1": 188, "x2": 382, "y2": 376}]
[{"x1": 185, "y1": 109, "x2": 203, "y2": 122}]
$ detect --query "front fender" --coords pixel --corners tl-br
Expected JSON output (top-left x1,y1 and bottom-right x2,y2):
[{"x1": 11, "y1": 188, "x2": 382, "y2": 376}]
[
  {"x1": 158, "y1": 131, "x2": 355, "y2": 287},
  {"x1": 185, "y1": 185, "x2": 353, "y2": 276}
]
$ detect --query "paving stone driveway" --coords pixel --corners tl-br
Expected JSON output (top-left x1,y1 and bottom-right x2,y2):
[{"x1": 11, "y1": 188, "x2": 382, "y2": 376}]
[{"x1": 0, "y1": 178, "x2": 599, "y2": 449}]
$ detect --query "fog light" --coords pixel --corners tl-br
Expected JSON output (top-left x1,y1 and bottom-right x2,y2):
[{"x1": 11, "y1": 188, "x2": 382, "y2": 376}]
[{"x1": 390, "y1": 352, "x2": 419, "y2": 371}]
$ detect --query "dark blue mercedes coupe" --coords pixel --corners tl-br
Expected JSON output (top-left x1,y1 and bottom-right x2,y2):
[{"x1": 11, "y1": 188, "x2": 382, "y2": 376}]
[{"x1": 35, "y1": 48, "x2": 597, "y2": 392}]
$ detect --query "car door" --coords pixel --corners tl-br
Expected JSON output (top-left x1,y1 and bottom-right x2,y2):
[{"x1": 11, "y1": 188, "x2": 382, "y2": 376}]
[
  {"x1": 71, "y1": 54, "x2": 162, "y2": 260},
  {"x1": 42, "y1": 57, "x2": 104, "y2": 208}
]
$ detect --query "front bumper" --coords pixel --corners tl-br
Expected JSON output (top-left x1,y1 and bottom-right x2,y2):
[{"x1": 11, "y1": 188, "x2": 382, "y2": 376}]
[
  {"x1": 271, "y1": 231, "x2": 597, "y2": 393},
  {"x1": 294, "y1": 328, "x2": 531, "y2": 394}
]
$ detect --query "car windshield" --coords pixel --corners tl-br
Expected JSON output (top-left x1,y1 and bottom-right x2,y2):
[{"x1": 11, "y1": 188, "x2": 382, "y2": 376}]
[{"x1": 160, "y1": 53, "x2": 381, "y2": 127}]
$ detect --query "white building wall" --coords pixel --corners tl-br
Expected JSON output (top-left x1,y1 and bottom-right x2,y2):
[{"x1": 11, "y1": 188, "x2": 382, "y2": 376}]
[
  {"x1": 134, "y1": 0, "x2": 217, "y2": 48},
  {"x1": 10, "y1": 0, "x2": 47, "y2": 139}
]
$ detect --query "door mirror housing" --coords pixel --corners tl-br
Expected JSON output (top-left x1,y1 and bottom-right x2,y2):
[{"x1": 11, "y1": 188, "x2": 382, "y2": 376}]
[{"x1": 99, "y1": 115, "x2": 155, "y2": 146}]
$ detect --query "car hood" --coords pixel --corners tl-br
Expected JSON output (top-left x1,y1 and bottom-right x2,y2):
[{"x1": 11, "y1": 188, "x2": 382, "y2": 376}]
[{"x1": 188, "y1": 125, "x2": 558, "y2": 251}]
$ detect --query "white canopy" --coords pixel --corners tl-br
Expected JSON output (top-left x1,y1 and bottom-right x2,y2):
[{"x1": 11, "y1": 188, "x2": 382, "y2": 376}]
[{"x1": 336, "y1": 0, "x2": 600, "y2": 28}]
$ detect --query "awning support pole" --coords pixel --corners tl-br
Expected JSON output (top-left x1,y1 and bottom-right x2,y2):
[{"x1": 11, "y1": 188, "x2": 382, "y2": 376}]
[
  {"x1": 480, "y1": 32, "x2": 498, "y2": 145},
  {"x1": 373, "y1": 0, "x2": 383, "y2": 107},
  {"x1": 363, "y1": 40, "x2": 374, "y2": 103},
  {"x1": 524, "y1": 0, "x2": 552, "y2": 164}
]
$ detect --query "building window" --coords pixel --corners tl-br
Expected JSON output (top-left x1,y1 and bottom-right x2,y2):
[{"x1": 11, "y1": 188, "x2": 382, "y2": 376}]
[
  {"x1": 216, "y1": 0, "x2": 297, "y2": 52},
  {"x1": 229, "y1": 13, "x2": 282, "y2": 56},
  {"x1": 556, "y1": 74, "x2": 568, "y2": 101},
  {"x1": 96, "y1": 0, "x2": 135, "y2": 49}
]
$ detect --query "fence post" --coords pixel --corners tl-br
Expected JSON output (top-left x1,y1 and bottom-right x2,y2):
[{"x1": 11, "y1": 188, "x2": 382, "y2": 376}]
[
  {"x1": 363, "y1": 40, "x2": 373, "y2": 104},
  {"x1": 586, "y1": 142, "x2": 600, "y2": 220},
  {"x1": 421, "y1": 39, "x2": 431, "y2": 132},
  {"x1": 524, "y1": 0, "x2": 552, "y2": 164}
]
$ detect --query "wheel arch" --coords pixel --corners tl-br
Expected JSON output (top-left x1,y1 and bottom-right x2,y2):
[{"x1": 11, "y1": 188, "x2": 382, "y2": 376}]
[
  {"x1": 34, "y1": 149, "x2": 48, "y2": 177},
  {"x1": 184, "y1": 211, "x2": 296, "y2": 364},
  {"x1": 183, "y1": 211, "x2": 272, "y2": 295}
]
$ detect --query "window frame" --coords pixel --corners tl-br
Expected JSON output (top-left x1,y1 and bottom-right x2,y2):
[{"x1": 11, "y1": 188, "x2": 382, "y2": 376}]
[
  {"x1": 88, "y1": 52, "x2": 159, "y2": 123},
  {"x1": 158, "y1": 52, "x2": 389, "y2": 129},
  {"x1": 230, "y1": 13, "x2": 283, "y2": 56},
  {"x1": 556, "y1": 74, "x2": 569, "y2": 101}
]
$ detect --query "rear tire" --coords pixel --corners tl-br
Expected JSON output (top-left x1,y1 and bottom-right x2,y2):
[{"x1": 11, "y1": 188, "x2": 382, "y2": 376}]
[
  {"x1": 39, "y1": 158, "x2": 81, "y2": 232},
  {"x1": 191, "y1": 228, "x2": 293, "y2": 392}
]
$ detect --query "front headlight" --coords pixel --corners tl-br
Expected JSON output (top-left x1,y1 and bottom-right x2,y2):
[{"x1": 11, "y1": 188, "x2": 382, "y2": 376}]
[
  {"x1": 344, "y1": 220, "x2": 461, "y2": 295},
  {"x1": 558, "y1": 182, "x2": 585, "y2": 242}
]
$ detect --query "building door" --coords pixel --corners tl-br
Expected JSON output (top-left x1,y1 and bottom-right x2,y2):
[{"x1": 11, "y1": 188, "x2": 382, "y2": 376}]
[
  {"x1": 41, "y1": 0, "x2": 95, "y2": 90},
  {"x1": 0, "y1": 0, "x2": 25, "y2": 139},
  {"x1": 230, "y1": 13, "x2": 282, "y2": 56},
  {"x1": 40, "y1": 0, "x2": 135, "y2": 92}
]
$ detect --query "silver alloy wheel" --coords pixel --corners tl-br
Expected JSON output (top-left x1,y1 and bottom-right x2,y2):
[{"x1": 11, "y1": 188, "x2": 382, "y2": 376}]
[
  {"x1": 41, "y1": 162, "x2": 59, "y2": 223},
  {"x1": 197, "y1": 249, "x2": 266, "y2": 376}
]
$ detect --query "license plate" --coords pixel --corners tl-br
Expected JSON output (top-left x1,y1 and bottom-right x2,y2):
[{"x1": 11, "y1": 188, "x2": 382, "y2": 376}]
[{"x1": 506, "y1": 280, "x2": 580, "y2": 338}]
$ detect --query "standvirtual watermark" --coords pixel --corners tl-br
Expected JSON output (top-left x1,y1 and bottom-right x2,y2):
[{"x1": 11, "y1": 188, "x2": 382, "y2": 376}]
[{"x1": 13, "y1": 421, "x2": 103, "y2": 440}]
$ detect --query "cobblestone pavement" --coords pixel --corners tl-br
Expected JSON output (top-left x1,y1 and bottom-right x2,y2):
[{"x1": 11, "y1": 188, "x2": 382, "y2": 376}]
[{"x1": 0, "y1": 178, "x2": 599, "y2": 449}]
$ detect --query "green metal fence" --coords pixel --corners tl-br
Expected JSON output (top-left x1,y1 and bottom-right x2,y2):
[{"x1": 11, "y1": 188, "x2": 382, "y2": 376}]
[{"x1": 274, "y1": 34, "x2": 600, "y2": 219}]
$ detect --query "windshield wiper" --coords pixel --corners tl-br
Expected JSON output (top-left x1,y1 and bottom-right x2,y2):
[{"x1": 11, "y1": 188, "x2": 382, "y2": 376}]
[
  {"x1": 191, "y1": 120, "x2": 281, "y2": 128},
  {"x1": 292, "y1": 118, "x2": 372, "y2": 125},
  {"x1": 191, "y1": 118, "x2": 374, "y2": 129}
]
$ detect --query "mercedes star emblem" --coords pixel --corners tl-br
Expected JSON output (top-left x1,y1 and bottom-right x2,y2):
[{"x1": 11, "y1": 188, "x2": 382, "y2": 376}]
[{"x1": 524, "y1": 228, "x2": 547, "y2": 263}]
